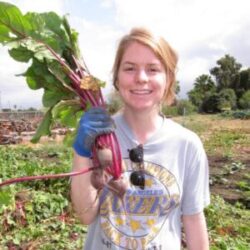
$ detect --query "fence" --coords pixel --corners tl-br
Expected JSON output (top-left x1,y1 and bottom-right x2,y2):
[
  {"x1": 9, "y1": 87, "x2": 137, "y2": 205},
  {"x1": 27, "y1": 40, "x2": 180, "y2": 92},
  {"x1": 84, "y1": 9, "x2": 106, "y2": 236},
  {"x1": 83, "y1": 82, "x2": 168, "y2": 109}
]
[{"x1": 0, "y1": 111, "x2": 44, "y2": 121}]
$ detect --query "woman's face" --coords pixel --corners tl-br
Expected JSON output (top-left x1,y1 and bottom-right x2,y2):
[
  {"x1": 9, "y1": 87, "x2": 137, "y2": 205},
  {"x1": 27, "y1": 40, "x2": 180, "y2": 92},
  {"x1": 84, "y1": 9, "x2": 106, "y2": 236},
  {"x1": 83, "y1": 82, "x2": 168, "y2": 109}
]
[{"x1": 117, "y1": 42, "x2": 168, "y2": 112}]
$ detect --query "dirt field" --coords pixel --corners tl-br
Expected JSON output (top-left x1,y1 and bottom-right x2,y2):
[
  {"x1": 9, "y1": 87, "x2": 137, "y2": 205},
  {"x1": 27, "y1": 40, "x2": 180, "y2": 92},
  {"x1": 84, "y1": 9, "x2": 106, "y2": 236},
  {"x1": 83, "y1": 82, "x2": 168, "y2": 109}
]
[
  {"x1": 174, "y1": 115, "x2": 250, "y2": 207},
  {"x1": 2, "y1": 114, "x2": 250, "y2": 207}
]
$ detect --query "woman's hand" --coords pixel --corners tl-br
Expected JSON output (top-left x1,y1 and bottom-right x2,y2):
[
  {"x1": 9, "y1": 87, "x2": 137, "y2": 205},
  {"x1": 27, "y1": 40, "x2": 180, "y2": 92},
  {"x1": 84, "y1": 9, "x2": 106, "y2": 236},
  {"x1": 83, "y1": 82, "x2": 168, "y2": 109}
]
[
  {"x1": 71, "y1": 107, "x2": 114, "y2": 224},
  {"x1": 73, "y1": 107, "x2": 114, "y2": 157}
]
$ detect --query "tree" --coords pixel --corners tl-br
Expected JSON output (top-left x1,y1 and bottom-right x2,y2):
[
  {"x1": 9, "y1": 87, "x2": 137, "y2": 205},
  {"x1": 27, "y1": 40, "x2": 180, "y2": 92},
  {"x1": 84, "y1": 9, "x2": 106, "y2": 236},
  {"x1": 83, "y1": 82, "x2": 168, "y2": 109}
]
[
  {"x1": 217, "y1": 88, "x2": 237, "y2": 111},
  {"x1": 239, "y1": 68, "x2": 250, "y2": 90},
  {"x1": 201, "y1": 93, "x2": 220, "y2": 113},
  {"x1": 174, "y1": 81, "x2": 181, "y2": 96},
  {"x1": 188, "y1": 74, "x2": 216, "y2": 110},
  {"x1": 239, "y1": 90, "x2": 250, "y2": 109},
  {"x1": 107, "y1": 90, "x2": 123, "y2": 114},
  {"x1": 176, "y1": 100, "x2": 196, "y2": 115},
  {"x1": 210, "y1": 54, "x2": 242, "y2": 91},
  {"x1": 232, "y1": 68, "x2": 250, "y2": 100}
]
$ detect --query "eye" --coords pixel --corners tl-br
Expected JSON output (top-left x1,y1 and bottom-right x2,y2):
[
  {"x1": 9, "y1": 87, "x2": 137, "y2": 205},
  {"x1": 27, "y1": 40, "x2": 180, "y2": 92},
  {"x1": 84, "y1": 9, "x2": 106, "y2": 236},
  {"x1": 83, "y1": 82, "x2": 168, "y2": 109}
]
[
  {"x1": 148, "y1": 67, "x2": 160, "y2": 73},
  {"x1": 147, "y1": 63, "x2": 164, "y2": 73},
  {"x1": 124, "y1": 66, "x2": 135, "y2": 72}
]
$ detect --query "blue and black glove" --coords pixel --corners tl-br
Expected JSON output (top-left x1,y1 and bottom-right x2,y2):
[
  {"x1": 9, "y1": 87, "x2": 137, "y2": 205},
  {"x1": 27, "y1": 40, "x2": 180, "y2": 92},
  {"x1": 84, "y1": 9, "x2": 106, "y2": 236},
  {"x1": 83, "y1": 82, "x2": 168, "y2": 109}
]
[{"x1": 73, "y1": 107, "x2": 114, "y2": 157}]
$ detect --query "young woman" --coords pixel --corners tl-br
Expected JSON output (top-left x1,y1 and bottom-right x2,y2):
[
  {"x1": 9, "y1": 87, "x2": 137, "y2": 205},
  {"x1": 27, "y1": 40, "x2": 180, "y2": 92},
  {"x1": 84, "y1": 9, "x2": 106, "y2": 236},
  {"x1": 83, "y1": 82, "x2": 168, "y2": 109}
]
[{"x1": 71, "y1": 27, "x2": 210, "y2": 250}]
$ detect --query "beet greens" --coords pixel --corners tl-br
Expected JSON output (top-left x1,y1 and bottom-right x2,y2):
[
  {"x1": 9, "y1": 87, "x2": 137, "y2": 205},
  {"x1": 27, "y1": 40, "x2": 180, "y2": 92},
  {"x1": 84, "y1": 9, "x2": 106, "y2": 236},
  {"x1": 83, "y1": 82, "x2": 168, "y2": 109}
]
[{"x1": 0, "y1": 1, "x2": 122, "y2": 186}]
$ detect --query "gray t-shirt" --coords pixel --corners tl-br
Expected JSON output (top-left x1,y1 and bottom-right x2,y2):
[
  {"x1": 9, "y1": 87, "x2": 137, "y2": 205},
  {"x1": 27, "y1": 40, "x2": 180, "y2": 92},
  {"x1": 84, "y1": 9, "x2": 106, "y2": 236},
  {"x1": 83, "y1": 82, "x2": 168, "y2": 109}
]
[{"x1": 83, "y1": 114, "x2": 210, "y2": 250}]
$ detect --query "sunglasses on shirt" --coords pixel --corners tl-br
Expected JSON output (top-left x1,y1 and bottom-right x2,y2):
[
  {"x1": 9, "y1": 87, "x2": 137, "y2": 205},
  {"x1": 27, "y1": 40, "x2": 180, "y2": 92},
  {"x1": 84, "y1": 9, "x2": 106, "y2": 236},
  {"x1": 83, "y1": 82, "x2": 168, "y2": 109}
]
[{"x1": 128, "y1": 144, "x2": 145, "y2": 189}]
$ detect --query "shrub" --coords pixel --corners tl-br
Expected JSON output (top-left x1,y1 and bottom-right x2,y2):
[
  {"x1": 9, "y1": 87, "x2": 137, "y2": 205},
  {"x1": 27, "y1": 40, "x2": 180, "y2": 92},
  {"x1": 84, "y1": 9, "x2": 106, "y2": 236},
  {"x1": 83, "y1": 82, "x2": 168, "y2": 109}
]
[
  {"x1": 176, "y1": 100, "x2": 197, "y2": 115},
  {"x1": 201, "y1": 93, "x2": 220, "y2": 113},
  {"x1": 239, "y1": 90, "x2": 250, "y2": 109},
  {"x1": 217, "y1": 88, "x2": 237, "y2": 111},
  {"x1": 162, "y1": 100, "x2": 197, "y2": 117},
  {"x1": 220, "y1": 110, "x2": 250, "y2": 119},
  {"x1": 106, "y1": 91, "x2": 123, "y2": 114},
  {"x1": 161, "y1": 105, "x2": 179, "y2": 117}
]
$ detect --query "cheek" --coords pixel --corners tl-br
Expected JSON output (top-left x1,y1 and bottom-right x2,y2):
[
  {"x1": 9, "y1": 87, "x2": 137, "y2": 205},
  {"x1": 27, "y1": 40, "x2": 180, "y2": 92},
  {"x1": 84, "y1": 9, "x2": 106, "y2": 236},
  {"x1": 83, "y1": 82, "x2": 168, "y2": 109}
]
[
  {"x1": 117, "y1": 73, "x2": 131, "y2": 90},
  {"x1": 156, "y1": 76, "x2": 168, "y2": 93}
]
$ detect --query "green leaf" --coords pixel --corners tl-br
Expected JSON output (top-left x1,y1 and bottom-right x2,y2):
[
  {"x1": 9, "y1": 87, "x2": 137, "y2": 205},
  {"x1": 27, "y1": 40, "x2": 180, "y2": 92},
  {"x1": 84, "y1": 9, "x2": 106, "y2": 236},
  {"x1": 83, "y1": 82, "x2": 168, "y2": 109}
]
[
  {"x1": 24, "y1": 65, "x2": 45, "y2": 90},
  {"x1": 52, "y1": 100, "x2": 82, "y2": 127},
  {"x1": 31, "y1": 108, "x2": 53, "y2": 143},
  {"x1": 0, "y1": 1, "x2": 32, "y2": 37},
  {"x1": 42, "y1": 88, "x2": 74, "y2": 108},
  {"x1": 8, "y1": 46, "x2": 33, "y2": 62},
  {"x1": 33, "y1": 46, "x2": 55, "y2": 61},
  {"x1": 47, "y1": 61, "x2": 72, "y2": 88},
  {"x1": 0, "y1": 24, "x2": 11, "y2": 42},
  {"x1": 24, "y1": 59, "x2": 65, "y2": 90},
  {"x1": 62, "y1": 16, "x2": 80, "y2": 59},
  {"x1": 23, "y1": 38, "x2": 55, "y2": 61},
  {"x1": 41, "y1": 12, "x2": 65, "y2": 39},
  {"x1": 24, "y1": 12, "x2": 45, "y2": 35},
  {"x1": 5, "y1": 38, "x2": 57, "y2": 62},
  {"x1": 37, "y1": 12, "x2": 69, "y2": 55},
  {"x1": 0, "y1": 189, "x2": 13, "y2": 206},
  {"x1": 0, "y1": 1, "x2": 86, "y2": 137},
  {"x1": 63, "y1": 129, "x2": 77, "y2": 147},
  {"x1": 26, "y1": 75, "x2": 42, "y2": 89}
]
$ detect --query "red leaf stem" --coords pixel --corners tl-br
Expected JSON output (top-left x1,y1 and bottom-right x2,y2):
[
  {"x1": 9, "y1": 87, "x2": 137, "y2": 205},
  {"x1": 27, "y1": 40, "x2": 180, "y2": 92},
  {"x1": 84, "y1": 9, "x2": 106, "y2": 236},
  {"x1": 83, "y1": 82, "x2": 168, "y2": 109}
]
[
  {"x1": 71, "y1": 55, "x2": 87, "y2": 79},
  {"x1": 0, "y1": 167, "x2": 95, "y2": 188},
  {"x1": 99, "y1": 89, "x2": 105, "y2": 105},
  {"x1": 110, "y1": 133, "x2": 122, "y2": 179},
  {"x1": 83, "y1": 89, "x2": 99, "y2": 107},
  {"x1": 41, "y1": 40, "x2": 78, "y2": 78}
]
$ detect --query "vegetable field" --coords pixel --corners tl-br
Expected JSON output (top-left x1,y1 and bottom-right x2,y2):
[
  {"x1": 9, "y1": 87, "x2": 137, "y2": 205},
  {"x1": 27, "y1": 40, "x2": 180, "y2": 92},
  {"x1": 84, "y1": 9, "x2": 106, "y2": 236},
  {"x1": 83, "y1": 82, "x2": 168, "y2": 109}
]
[{"x1": 0, "y1": 114, "x2": 249, "y2": 250}]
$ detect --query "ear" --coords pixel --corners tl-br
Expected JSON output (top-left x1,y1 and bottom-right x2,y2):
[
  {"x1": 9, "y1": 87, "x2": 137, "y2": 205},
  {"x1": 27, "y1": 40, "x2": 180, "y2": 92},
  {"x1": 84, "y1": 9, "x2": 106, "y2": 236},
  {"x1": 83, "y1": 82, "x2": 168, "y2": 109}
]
[{"x1": 114, "y1": 81, "x2": 119, "y2": 91}]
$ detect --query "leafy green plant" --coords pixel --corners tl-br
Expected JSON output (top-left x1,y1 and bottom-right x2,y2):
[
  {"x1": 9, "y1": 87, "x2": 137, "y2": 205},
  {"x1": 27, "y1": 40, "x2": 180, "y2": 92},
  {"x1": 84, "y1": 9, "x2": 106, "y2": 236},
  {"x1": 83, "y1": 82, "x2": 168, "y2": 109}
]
[
  {"x1": 161, "y1": 100, "x2": 197, "y2": 117},
  {"x1": 236, "y1": 181, "x2": 250, "y2": 191},
  {"x1": 223, "y1": 162, "x2": 246, "y2": 175},
  {"x1": 1, "y1": 117, "x2": 249, "y2": 249},
  {"x1": 0, "y1": 144, "x2": 87, "y2": 249},
  {"x1": 0, "y1": 1, "x2": 122, "y2": 181},
  {"x1": 162, "y1": 105, "x2": 179, "y2": 117},
  {"x1": 0, "y1": 1, "x2": 83, "y2": 142},
  {"x1": 205, "y1": 130, "x2": 246, "y2": 157},
  {"x1": 205, "y1": 195, "x2": 250, "y2": 250},
  {"x1": 239, "y1": 91, "x2": 250, "y2": 109},
  {"x1": 221, "y1": 109, "x2": 250, "y2": 120}
]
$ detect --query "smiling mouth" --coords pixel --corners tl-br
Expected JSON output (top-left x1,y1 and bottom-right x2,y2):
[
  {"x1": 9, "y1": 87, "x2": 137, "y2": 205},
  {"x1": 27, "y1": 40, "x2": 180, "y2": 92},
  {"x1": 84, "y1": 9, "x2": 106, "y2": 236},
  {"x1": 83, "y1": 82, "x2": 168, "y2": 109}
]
[{"x1": 130, "y1": 90, "x2": 152, "y2": 95}]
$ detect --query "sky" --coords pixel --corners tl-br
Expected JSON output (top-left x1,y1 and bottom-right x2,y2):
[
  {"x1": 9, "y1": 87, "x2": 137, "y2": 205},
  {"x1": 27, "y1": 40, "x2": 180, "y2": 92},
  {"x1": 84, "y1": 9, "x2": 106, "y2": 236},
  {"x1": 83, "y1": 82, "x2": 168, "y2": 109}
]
[{"x1": 0, "y1": 0, "x2": 250, "y2": 109}]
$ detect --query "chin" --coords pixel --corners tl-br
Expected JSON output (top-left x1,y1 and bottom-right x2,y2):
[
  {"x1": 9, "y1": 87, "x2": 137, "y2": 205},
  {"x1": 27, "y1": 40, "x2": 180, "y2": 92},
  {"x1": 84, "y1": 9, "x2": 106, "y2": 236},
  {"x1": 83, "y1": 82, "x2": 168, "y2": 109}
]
[{"x1": 126, "y1": 103, "x2": 156, "y2": 112}]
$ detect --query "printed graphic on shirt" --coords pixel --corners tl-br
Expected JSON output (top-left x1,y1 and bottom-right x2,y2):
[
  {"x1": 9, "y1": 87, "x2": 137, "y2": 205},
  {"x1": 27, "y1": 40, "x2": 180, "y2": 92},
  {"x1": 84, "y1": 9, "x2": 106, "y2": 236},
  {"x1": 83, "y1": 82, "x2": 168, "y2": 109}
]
[{"x1": 99, "y1": 159, "x2": 180, "y2": 249}]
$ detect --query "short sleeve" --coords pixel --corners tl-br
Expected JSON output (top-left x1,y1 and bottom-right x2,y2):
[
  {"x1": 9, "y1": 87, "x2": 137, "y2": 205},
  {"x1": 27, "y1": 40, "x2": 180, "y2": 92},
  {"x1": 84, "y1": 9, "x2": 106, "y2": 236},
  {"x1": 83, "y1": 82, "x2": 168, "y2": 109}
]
[{"x1": 181, "y1": 136, "x2": 210, "y2": 215}]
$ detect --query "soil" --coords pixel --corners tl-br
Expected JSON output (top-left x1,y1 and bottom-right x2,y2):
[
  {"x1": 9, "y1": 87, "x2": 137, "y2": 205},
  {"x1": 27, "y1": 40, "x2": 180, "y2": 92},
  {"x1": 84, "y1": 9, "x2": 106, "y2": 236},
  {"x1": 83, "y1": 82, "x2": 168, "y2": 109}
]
[
  {"x1": 2, "y1": 114, "x2": 250, "y2": 208},
  {"x1": 208, "y1": 154, "x2": 250, "y2": 208},
  {"x1": 173, "y1": 114, "x2": 250, "y2": 208}
]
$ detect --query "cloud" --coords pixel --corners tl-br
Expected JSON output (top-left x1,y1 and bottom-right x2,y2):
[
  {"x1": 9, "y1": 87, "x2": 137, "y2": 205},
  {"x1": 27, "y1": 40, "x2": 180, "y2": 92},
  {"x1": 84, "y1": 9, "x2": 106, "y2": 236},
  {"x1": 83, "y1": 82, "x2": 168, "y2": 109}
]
[
  {"x1": 9, "y1": 0, "x2": 65, "y2": 14},
  {"x1": 224, "y1": 24, "x2": 250, "y2": 67},
  {"x1": 68, "y1": 16, "x2": 122, "y2": 96},
  {"x1": 111, "y1": 0, "x2": 250, "y2": 97},
  {"x1": 0, "y1": 0, "x2": 67, "y2": 109},
  {"x1": 112, "y1": 0, "x2": 250, "y2": 55},
  {"x1": 100, "y1": 0, "x2": 114, "y2": 9},
  {"x1": 0, "y1": 0, "x2": 121, "y2": 108},
  {"x1": 0, "y1": 0, "x2": 249, "y2": 108},
  {"x1": 0, "y1": 47, "x2": 43, "y2": 109}
]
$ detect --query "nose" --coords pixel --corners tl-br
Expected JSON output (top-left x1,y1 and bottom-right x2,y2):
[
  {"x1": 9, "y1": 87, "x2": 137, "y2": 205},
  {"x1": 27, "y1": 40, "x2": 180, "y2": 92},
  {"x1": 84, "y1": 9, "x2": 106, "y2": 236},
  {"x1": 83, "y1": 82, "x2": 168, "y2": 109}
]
[{"x1": 136, "y1": 69, "x2": 148, "y2": 84}]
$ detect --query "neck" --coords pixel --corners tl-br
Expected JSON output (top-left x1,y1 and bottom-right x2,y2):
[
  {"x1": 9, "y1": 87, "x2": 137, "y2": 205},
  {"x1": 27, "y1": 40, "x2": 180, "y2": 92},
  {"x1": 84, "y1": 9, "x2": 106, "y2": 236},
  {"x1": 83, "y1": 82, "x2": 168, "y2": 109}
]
[{"x1": 123, "y1": 107, "x2": 163, "y2": 144}]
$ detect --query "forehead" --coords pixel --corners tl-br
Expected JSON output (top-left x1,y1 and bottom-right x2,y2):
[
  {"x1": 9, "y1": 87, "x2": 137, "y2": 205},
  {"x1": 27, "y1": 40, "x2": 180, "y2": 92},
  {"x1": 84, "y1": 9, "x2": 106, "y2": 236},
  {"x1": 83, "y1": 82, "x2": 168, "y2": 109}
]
[{"x1": 121, "y1": 41, "x2": 161, "y2": 64}]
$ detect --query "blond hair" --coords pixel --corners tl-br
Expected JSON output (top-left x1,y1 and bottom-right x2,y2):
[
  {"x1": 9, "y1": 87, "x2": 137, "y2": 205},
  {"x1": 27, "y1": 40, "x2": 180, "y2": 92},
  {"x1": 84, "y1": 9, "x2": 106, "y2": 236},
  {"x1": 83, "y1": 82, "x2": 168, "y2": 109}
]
[{"x1": 112, "y1": 27, "x2": 178, "y2": 105}]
